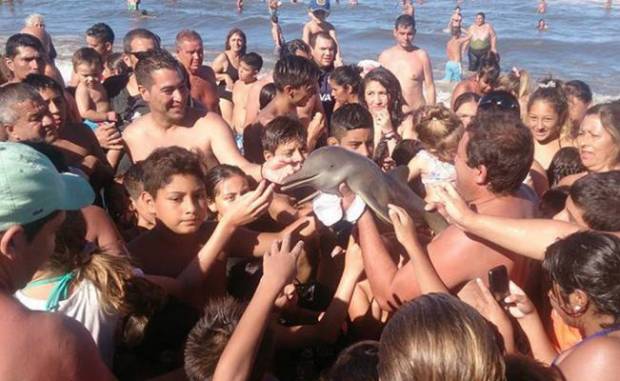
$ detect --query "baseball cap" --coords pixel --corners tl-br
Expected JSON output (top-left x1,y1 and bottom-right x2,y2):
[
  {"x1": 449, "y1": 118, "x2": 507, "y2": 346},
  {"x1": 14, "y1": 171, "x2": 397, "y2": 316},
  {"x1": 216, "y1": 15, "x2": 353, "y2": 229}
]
[
  {"x1": 309, "y1": 0, "x2": 330, "y2": 14},
  {"x1": 0, "y1": 142, "x2": 95, "y2": 231}
]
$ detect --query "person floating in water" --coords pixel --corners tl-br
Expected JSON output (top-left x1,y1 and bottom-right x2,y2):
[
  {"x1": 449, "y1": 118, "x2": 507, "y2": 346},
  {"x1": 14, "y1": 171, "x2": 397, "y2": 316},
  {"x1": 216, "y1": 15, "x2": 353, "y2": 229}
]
[
  {"x1": 537, "y1": 18, "x2": 548, "y2": 32},
  {"x1": 537, "y1": 0, "x2": 547, "y2": 14}
]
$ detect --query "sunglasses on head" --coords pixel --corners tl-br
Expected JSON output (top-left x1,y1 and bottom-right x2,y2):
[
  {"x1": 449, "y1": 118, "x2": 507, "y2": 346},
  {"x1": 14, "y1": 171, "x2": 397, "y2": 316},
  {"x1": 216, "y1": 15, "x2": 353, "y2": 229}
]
[{"x1": 478, "y1": 91, "x2": 520, "y2": 113}]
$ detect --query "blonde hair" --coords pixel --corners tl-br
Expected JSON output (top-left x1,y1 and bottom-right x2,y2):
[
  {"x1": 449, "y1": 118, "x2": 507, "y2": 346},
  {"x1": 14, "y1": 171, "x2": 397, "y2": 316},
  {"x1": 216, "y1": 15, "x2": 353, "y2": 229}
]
[
  {"x1": 497, "y1": 69, "x2": 533, "y2": 101},
  {"x1": 379, "y1": 293, "x2": 506, "y2": 381},
  {"x1": 414, "y1": 104, "x2": 463, "y2": 162},
  {"x1": 49, "y1": 211, "x2": 166, "y2": 345}
]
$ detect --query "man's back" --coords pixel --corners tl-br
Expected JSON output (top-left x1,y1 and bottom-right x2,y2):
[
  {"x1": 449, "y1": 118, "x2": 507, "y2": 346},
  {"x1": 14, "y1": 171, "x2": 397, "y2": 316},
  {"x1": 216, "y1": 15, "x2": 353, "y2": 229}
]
[{"x1": 0, "y1": 294, "x2": 113, "y2": 381}]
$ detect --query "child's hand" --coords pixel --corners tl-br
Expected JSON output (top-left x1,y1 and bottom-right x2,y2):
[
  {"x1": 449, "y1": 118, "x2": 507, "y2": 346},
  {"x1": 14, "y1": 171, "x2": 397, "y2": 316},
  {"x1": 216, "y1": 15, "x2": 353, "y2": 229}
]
[
  {"x1": 263, "y1": 235, "x2": 303, "y2": 289},
  {"x1": 388, "y1": 204, "x2": 418, "y2": 249},
  {"x1": 504, "y1": 281, "x2": 536, "y2": 319},
  {"x1": 308, "y1": 112, "x2": 326, "y2": 142},
  {"x1": 344, "y1": 236, "x2": 364, "y2": 278},
  {"x1": 221, "y1": 181, "x2": 274, "y2": 227}
]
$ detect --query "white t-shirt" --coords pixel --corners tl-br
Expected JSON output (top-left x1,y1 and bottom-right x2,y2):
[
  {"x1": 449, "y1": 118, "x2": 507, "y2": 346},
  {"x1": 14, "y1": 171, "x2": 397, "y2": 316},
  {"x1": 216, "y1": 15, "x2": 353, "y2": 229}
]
[{"x1": 15, "y1": 279, "x2": 119, "y2": 367}]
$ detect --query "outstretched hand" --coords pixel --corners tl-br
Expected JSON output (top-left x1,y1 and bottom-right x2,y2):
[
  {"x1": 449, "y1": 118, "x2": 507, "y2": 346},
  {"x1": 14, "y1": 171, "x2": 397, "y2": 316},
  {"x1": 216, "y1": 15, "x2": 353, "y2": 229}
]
[
  {"x1": 425, "y1": 182, "x2": 475, "y2": 230},
  {"x1": 221, "y1": 180, "x2": 274, "y2": 227},
  {"x1": 263, "y1": 234, "x2": 304, "y2": 289}
]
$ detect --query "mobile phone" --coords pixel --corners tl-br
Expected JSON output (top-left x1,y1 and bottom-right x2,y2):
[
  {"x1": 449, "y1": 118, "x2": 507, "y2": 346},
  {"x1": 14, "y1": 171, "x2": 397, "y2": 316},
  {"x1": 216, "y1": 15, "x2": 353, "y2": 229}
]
[{"x1": 488, "y1": 265, "x2": 509, "y2": 304}]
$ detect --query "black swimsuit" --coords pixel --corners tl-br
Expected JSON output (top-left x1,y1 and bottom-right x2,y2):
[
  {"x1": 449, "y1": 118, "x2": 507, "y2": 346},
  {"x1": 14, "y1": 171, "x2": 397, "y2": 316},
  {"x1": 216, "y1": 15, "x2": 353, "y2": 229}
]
[{"x1": 217, "y1": 53, "x2": 239, "y2": 102}]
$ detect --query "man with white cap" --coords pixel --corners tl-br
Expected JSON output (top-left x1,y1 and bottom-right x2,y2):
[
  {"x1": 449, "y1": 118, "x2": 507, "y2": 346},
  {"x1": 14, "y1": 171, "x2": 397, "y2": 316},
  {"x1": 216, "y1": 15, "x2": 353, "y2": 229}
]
[{"x1": 0, "y1": 142, "x2": 114, "y2": 380}]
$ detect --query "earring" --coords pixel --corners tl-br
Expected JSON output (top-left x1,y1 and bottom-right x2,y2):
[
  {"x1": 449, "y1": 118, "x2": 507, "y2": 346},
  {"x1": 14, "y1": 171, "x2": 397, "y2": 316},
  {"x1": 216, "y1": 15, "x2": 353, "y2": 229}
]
[{"x1": 574, "y1": 305, "x2": 582, "y2": 312}]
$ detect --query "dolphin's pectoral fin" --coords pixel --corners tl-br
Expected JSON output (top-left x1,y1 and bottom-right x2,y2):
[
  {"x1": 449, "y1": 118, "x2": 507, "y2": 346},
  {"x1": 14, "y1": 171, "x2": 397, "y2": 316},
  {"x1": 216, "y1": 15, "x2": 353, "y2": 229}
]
[
  {"x1": 357, "y1": 191, "x2": 392, "y2": 225},
  {"x1": 386, "y1": 165, "x2": 410, "y2": 184}
]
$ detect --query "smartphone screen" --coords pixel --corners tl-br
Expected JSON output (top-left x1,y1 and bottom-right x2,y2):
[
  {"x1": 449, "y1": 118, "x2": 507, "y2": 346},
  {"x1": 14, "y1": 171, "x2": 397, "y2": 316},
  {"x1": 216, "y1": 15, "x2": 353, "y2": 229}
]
[{"x1": 488, "y1": 265, "x2": 509, "y2": 303}]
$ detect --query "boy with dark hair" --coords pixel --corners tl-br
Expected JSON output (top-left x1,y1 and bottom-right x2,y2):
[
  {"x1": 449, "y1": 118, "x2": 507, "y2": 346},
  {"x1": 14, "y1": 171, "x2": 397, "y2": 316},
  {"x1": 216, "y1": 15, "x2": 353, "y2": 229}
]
[
  {"x1": 232, "y1": 52, "x2": 264, "y2": 136},
  {"x1": 261, "y1": 116, "x2": 308, "y2": 167},
  {"x1": 123, "y1": 161, "x2": 155, "y2": 231},
  {"x1": 327, "y1": 103, "x2": 373, "y2": 158},
  {"x1": 243, "y1": 55, "x2": 322, "y2": 163}
]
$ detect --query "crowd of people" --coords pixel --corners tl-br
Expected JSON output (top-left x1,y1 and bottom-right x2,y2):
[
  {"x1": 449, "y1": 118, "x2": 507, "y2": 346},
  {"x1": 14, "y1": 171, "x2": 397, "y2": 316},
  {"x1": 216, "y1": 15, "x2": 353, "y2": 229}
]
[{"x1": 1, "y1": 1, "x2": 620, "y2": 380}]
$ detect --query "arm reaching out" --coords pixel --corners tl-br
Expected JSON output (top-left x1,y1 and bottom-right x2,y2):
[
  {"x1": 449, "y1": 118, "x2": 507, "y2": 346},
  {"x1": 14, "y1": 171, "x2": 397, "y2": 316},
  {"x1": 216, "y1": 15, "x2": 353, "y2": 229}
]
[
  {"x1": 213, "y1": 236, "x2": 303, "y2": 381},
  {"x1": 429, "y1": 183, "x2": 581, "y2": 260}
]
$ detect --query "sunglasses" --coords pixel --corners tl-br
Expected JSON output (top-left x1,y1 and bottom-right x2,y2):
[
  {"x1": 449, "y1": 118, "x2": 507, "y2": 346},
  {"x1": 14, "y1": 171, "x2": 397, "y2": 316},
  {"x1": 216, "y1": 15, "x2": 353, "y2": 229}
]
[{"x1": 478, "y1": 92, "x2": 520, "y2": 113}]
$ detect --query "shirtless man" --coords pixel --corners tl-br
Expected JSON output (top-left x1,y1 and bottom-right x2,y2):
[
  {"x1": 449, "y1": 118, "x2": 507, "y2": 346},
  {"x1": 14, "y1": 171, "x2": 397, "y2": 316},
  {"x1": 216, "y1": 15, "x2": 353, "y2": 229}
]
[
  {"x1": 302, "y1": 0, "x2": 343, "y2": 65},
  {"x1": 378, "y1": 14, "x2": 435, "y2": 111},
  {"x1": 123, "y1": 50, "x2": 293, "y2": 183},
  {"x1": 465, "y1": 12, "x2": 497, "y2": 72},
  {"x1": 0, "y1": 142, "x2": 113, "y2": 381},
  {"x1": 175, "y1": 30, "x2": 220, "y2": 113},
  {"x1": 443, "y1": 26, "x2": 470, "y2": 82},
  {"x1": 356, "y1": 111, "x2": 537, "y2": 310}
]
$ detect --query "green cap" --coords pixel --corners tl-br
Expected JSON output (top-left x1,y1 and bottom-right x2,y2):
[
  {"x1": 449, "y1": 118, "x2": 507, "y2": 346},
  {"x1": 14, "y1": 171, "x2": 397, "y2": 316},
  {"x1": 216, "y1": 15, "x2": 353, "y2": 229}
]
[{"x1": 0, "y1": 142, "x2": 95, "y2": 230}]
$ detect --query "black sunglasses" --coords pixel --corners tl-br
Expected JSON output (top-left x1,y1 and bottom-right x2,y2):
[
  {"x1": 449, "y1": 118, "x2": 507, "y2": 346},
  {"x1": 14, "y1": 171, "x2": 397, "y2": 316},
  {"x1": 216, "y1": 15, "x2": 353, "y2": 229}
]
[{"x1": 478, "y1": 91, "x2": 520, "y2": 113}]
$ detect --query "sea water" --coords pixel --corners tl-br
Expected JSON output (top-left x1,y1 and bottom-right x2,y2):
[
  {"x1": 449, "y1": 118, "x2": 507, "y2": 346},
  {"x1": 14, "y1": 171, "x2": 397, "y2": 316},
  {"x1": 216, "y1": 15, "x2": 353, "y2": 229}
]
[{"x1": 1, "y1": 0, "x2": 618, "y2": 103}]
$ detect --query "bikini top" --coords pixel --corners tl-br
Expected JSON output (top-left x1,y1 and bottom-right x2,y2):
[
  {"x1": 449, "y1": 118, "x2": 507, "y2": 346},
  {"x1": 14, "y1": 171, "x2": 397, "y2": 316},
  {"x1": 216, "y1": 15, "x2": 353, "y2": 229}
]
[
  {"x1": 552, "y1": 323, "x2": 620, "y2": 366},
  {"x1": 22, "y1": 272, "x2": 76, "y2": 311}
]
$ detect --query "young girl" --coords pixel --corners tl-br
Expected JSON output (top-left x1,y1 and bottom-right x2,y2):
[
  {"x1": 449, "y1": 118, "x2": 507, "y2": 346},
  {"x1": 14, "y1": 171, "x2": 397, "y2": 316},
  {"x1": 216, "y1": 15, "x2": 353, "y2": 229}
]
[
  {"x1": 329, "y1": 65, "x2": 362, "y2": 110},
  {"x1": 406, "y1": 105, "x2": 463, "y2": 201},
  {"x1": 526, "y1": 80, "x2": 572, "y2": 170}
]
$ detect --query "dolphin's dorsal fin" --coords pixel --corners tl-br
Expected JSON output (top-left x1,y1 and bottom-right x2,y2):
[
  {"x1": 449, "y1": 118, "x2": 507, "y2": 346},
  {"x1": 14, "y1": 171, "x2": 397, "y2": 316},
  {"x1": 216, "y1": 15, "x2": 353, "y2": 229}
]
[{"x1": 386, "y1": 166, "x2": 410, "y2": 184}]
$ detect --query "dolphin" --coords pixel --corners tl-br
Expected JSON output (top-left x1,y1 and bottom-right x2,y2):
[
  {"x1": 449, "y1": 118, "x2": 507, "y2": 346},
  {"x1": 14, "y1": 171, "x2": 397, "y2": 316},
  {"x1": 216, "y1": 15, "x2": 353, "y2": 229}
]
[{"x1": 280, "y1": 146, "x2": 448, "y2": 235}]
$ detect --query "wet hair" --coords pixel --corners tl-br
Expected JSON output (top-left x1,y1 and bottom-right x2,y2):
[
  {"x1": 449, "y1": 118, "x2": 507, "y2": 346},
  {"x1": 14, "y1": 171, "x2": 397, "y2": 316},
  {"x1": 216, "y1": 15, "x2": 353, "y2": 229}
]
[
  {"x1": 86, "y1": 23, "x2": 115, "y2": 45},
  {"x1": 105, "y1": 52, "x2": 130, "y2": 76},
  {"x1": 224, "y1": 28, "x2": 247, "y2": 56},
  {"x1": 135, "y1": 49, "x2": 183, "y2": 89},
  {"x1": 415, "y1": 104, "x2": 464, "y2": 162},
  {"x1": 204, "y1": 164, "x2": 247, "y2": 200},
  {"x1": 453, "y1": 92, "x2": 481, "y2": 113},
  {"x1": 326, "y1": 340, "x2": 379, "y2": 381},
  {"x1": 496, "y1": 69, "x2": 533, "y2": 101},
  {"x1": 329, "y1": 64, "x2": 362, "y2": 95},
  {"x1": 504, "y1": 354, "x2": 563, "y2": 381},
  {"x1": 279, "y1": 39, "x2": 311, "y2": 59},
  {"x1": 23, "y1": 73, "x2": 63, "y2": 96},
  {"x1": 546, "y1": 147, "x2": 586, "y2": 187},
  {"x1": 259, "y1": 83, "x2": 276, "y2": 110},
  {"x1": 122, "y1": 28, "x2": 161, "y2": 54},
  {"x1": 5, "y1": 33, "x2": 44, "y2": 58},
  {"x1": 527, "y1": 80, "x2": 570, "y2": 138},
  {"x1": 466, "y1": 111, "x2": 534, "y2": 194},
  {"x1": 394, "y1": 14, "x2": 415, "y2": 30},
  {"x1": 544, "y1": 231, "x2": 620, "y2": 325},
  {"x1": 379, "y1": 293, "x2": 506, "y2": 381},
  {"x1": 175, "y1": 29, "x2": 203, "y2": 48},
  {"x1": 570, "y1": 171, "x2": 620, "y2": 231},
  {"x1": 184, "y1": 296, "x2": 274, "y2": 381},
  {"x1": 184, "y1": 297, "x2": 245, "y2": 381},
  {"x1": 240, "y1": 52, "x2": 263, "y2": 72},
  {"x1": 361, "y1": 67, "x2": 407, "y2": 128},
  {"x1": 0, "y1": 82, "x2": 43, "y2": 125},
  {"x1": 539, "y1": 186, "x2": 570, "y2": 218},
  {"x1": 331, "y1": 103, "x2": 373, "y2": 140},
  {"x1": 477, "y1": 52, "x2": 501, "y2": 87},
  {"x1": 273, "y1": 55, "x2": 320, "y2": 91},
  {"x1": 141, "y1": 146, "x2": 205, "y2": 197},
  {"x1": 564, "y1": 80, "x2": 592, "y2": 105},
  {"x1": 584, "y1": 102, "x2": 620, "y2": 163},
  {"x1": 261, "y1": 116, "x2": 307, "y2": 154},
  {"x1": 72, "y1": 47, "x2": 103, "y2": 71},
  {"x1": 124, "y1": 161, "x2": 145, "y2": 200},
  {"x1": 309, "y1": 31, "x2": 336, "y2": 51}
]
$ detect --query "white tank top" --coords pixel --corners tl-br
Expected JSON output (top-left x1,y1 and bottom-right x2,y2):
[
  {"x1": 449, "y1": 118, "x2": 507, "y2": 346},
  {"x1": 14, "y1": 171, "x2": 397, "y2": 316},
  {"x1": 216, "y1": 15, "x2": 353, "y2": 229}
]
[{"x1": 14, "y1": 280, "x2": 119, "y2": 367}]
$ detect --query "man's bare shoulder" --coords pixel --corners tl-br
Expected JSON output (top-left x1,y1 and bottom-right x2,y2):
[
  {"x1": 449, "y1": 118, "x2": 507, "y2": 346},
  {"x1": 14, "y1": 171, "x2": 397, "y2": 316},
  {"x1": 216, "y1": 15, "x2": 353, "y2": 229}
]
[
  {"x1": 124, "y1": 113, "x2": 153, "y2": 138},
  {"x1": 197, "y1": 65, "x2": 217, "y2": 82}
]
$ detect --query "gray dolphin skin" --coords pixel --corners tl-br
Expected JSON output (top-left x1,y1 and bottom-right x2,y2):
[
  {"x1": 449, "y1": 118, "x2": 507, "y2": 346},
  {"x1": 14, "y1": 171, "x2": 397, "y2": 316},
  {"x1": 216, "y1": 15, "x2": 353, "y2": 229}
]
[{"x1": 280, "y1": 146, "x2": 449, "y2": 235}]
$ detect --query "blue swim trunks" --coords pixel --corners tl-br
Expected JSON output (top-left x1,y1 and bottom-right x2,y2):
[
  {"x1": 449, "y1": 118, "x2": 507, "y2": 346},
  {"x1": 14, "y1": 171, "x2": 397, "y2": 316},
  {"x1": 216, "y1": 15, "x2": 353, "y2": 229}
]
[{"x1": 443, "y1": 61, "x2": 462, "y2": 82}]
